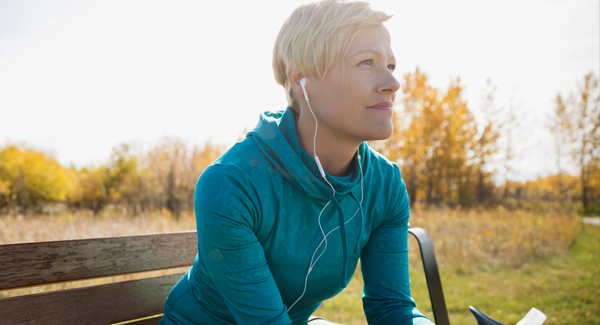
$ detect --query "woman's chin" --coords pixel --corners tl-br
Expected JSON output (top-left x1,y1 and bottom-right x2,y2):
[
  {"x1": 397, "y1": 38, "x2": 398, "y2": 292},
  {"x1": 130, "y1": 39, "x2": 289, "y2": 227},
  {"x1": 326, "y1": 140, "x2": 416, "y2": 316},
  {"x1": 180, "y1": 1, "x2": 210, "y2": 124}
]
[{"x1": 364, "y1": 123, "x2": 394, "y2": 142}]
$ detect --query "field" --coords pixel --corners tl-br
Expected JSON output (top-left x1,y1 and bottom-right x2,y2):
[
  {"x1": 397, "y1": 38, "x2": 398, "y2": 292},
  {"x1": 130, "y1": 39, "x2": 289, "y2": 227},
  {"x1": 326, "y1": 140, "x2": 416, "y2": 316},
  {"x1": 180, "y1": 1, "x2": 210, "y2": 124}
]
[
  {"x1": 1, "y1": 205, "x2": 598, "y2": 324},
  {"x1": 321, "y1": 219, "x2": 599, "y2": 324}
]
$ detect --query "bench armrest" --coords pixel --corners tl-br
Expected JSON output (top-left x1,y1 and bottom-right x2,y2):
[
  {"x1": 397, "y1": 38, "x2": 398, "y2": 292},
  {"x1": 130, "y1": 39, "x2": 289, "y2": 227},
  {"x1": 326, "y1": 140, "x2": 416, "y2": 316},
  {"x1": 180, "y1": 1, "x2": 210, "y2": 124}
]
[{"x1": 409, "y1": 227, "x2": 450, "y2": 325}]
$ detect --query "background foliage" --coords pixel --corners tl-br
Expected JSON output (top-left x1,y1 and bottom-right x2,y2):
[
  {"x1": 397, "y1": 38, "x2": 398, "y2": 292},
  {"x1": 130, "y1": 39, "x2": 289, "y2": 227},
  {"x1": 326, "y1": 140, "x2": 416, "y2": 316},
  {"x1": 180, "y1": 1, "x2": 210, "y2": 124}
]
[
  {"x1": 0, "y1": 139, "x2": 223, "y2": 218},
  {"x1": 0, "y1": 70, "x2": 598, "y2": 324},
  {"x1": 2, "y1": 70, "x2": 598, "y2": 215}
]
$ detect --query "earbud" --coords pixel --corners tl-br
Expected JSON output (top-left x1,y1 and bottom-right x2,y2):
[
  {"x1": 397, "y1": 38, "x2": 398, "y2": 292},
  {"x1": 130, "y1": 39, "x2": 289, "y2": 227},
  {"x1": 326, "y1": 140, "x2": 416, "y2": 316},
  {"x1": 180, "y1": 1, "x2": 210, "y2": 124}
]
[{"x1": 300, "y1": 78, "x2": 310, "y2": 102}]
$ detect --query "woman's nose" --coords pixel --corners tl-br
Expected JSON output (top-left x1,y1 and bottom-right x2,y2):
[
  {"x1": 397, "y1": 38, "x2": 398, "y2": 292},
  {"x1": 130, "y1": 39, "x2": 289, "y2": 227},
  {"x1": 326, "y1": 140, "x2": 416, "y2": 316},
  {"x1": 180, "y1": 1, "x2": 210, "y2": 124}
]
[{"x1": 377, "y1": 70, "x2": 400, "y2": 94}]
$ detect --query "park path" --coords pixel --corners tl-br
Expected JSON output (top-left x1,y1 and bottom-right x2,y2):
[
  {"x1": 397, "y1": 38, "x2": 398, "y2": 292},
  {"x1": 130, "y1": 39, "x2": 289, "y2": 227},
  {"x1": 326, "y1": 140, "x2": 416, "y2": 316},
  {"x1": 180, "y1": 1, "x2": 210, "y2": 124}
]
[{"x1": 582, "y1": 217, "x2": 600, "y2": 226}]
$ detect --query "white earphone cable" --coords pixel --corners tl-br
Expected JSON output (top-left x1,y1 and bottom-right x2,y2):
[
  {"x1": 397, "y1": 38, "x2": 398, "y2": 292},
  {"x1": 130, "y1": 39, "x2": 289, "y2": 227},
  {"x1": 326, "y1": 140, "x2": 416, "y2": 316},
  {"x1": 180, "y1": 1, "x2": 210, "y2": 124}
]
[
  {"x1": 288, "y1": 78, "x2": 365, "y2": 313},
  {"x1": 305, "y1": 97, "x2": 336, "y2": 197},
  {"x1": 287, "y1": 152, "x2": 364, "y2": 313}
]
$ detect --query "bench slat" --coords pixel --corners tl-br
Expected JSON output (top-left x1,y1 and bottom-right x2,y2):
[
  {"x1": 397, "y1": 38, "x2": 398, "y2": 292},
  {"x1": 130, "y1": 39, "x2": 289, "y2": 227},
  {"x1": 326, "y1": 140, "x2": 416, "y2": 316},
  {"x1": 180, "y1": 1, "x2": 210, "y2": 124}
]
[
  {"x1": 0, "y1": 231, "x2": 197, "y2": 290},
  {"x1": 0, "y1": 273, "x2": 183, "y2": 325}
]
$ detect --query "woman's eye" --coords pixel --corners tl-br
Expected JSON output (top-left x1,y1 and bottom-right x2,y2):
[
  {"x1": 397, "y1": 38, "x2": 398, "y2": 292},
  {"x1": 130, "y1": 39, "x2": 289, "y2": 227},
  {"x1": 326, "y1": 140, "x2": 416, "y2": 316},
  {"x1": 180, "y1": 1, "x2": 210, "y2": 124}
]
[
  {"x1": 387, "y1": 64, "x2": 396, "y2": 72},
  {"x1": 360, "y1": 59, "x2": 374, "y2": 66}
]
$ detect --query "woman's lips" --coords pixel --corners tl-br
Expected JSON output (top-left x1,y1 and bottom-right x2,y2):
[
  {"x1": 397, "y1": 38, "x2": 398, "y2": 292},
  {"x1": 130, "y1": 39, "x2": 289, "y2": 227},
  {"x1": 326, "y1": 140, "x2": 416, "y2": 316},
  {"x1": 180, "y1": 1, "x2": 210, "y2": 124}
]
[{"x1": 367, "y1": 101, "x2": 393, "y2": 110}]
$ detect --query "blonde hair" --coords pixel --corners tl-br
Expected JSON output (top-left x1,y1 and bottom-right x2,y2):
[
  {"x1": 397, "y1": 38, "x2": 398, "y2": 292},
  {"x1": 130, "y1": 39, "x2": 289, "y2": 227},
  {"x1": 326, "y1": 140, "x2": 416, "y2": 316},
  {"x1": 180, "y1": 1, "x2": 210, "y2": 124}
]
[{"x1": 272, "y1": 0, "x2": 392, "y2": 109}]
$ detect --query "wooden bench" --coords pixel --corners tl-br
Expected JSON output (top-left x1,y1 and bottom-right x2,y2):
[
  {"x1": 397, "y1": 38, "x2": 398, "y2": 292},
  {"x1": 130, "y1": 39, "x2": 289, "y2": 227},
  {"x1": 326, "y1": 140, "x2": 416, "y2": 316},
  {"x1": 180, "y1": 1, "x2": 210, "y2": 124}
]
[{"x1": 0, "y1": 228, "x2": 449, "y2": 325}]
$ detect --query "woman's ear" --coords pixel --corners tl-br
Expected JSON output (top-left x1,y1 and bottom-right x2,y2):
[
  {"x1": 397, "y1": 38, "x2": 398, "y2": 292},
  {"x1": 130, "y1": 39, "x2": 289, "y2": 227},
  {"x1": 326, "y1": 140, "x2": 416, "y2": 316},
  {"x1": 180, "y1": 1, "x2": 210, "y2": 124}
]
[{"x1": 287, "y1": 69, "x2": 307, "y2": 102}]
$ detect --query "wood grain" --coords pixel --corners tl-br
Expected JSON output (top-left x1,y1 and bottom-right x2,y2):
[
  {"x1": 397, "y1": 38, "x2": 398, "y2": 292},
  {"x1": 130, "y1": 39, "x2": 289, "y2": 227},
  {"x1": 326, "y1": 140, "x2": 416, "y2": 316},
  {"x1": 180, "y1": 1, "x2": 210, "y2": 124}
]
[
  {"x1": 0, "y1": 273, "x2": 183, "y2": 325},
  {"x1": 0, "y1": 231, "x2": 197, "y2": 290}
]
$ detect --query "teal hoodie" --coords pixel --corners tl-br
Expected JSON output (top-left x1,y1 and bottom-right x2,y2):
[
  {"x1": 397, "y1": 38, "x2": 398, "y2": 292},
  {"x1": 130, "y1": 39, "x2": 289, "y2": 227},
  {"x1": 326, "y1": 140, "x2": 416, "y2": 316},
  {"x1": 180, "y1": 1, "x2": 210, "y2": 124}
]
[{"x1": 160, "y1": 108, "x2": 434, "y2": 325}]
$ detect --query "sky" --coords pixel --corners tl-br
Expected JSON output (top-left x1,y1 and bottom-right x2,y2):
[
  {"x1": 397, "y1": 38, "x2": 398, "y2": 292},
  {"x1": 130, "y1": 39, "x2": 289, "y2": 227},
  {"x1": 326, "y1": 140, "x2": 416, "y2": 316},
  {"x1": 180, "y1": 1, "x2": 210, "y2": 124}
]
[{"x1": 1, "y1": 0, "x2": 598, "y2": 181}]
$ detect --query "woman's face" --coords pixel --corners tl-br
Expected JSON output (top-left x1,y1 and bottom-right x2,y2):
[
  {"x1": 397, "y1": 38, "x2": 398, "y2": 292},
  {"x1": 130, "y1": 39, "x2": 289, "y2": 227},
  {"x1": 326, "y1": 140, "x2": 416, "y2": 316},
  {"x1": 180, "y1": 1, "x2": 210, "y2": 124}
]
[{"x1": 306, "y1": 23, "x2": 400, "y2": 144}]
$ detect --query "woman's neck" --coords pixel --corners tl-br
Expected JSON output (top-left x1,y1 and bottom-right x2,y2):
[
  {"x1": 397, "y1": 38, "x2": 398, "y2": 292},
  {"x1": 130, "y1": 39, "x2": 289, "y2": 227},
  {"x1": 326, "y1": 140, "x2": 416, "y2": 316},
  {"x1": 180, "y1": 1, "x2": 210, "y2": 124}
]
[{"x1": 295, "y1": 110, "x2": 360, "y2": 177}]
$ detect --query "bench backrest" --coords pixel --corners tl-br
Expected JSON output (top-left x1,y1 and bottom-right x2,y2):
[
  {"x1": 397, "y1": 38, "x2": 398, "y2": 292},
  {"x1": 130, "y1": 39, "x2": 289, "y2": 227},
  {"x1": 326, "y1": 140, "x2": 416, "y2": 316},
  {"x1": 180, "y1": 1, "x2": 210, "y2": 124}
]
[
  {"x1": 0, "y1": 231, "x2": 198, "y2": 325},
  {"x1": 1, "y1": 228, "x2": 450, "y2": 325}
]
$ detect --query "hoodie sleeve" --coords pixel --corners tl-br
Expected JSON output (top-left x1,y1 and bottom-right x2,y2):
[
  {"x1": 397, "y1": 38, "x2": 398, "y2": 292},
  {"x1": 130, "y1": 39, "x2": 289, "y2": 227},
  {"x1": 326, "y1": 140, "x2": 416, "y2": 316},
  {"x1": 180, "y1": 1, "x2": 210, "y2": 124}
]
[
  {"x1": 194, "y1": 165, "x2": 292, "y2": 325},
  {"x1": 360, "y1": 166, "x2": 435, "y2": 325}
]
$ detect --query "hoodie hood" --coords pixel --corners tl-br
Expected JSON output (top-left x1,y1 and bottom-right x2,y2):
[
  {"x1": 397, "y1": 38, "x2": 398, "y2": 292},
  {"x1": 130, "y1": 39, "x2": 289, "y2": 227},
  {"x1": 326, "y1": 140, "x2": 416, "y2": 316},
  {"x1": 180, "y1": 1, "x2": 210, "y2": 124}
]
[
  {"x1": 247, "y1": 107, "x2": 368, "y2": 200},
  {"x1": 247, "y1": 107, "x2": 369, "y2": 288}
]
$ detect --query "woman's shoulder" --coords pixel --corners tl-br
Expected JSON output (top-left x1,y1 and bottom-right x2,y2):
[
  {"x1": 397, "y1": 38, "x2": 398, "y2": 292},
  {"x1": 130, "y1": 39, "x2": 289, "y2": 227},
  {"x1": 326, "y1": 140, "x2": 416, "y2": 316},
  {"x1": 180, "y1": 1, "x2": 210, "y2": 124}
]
[
  {"x1": 364, "y1": 144, "x2": 402, "y2": 179},
  {"x1": 204, "y1": 136, "x2": 268, "y2": 176},
  {"x1": 196, "y1": 136, "x2": 277, "y2": 199},
  {"x1": 363, "y1": 146, "x2": 409, "y2": 226}
]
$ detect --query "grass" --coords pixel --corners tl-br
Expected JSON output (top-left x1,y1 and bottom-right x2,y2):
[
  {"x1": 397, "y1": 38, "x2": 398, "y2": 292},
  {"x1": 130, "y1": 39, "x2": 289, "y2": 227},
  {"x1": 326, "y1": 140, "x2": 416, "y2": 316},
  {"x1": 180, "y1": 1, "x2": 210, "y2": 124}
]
[
  {"x1": 1, "y1": 206, "x2": 597, "y2": 324},
  {"x1": 436, "y1": 223, "x2": 599, "y2": 324},
  {"x1": 410, "y1": 204, "x2": 582, "y2": 270},
  {"x1": 0, "y1": 208, "x2": 197, "y2": 244},
  {"x1": 319, "y1": 223, "x2": 600, "y2": 325}
]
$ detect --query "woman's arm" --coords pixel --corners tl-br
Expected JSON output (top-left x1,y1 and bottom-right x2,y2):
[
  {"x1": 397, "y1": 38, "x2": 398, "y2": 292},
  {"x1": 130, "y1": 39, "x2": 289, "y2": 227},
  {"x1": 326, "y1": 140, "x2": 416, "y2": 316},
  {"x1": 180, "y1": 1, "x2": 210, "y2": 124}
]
[
  {"x1": 195, "y1": 165, "x2": 292, "y2": 325},
  {"x1": 360, "y1": 167, "x2": 435, "y2": 325}
]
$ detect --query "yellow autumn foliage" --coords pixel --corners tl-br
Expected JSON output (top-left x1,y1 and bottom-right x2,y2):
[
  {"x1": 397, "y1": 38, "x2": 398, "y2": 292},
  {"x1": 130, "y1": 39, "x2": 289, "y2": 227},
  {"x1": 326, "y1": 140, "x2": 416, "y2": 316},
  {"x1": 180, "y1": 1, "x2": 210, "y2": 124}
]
[
  {"x1": 372, "y1": 68, "x2": 488, "y2": 206},
  {"x1": 0, "y1": 145, "x2": 75, "y2": 207}
]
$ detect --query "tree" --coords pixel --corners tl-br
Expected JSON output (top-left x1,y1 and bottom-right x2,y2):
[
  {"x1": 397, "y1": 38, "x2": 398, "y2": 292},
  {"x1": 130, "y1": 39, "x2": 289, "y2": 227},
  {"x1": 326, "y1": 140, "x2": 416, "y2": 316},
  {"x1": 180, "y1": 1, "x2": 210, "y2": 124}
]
[
  {"x1": 552, "y1": 72, "x2": 600, "y2": 213},
  {"x1": 68, "y1": 166, "x2": 108, "y2": 213},
  {"x1": 105, "y1": 144, "x2": 146, "y2": 212},
  {"x1": 372, "y1": 68, "x2": 482, "y2": 206},
  {"x1": 144, "y1": 137, "x2": 223, "y2": 219},
  {"x1": 500, "y1": 88, "x2": 524, "y2": 199},
  {"x1": 573, "y1": 73, "x2": 600, "y2": 212},
  {"x1": 145, "y1": 137, "x2": 188, "y2": 218},
  {"x1": 437, "y1": 77, "x2": 478, "y2": 204},
  {"x1": 371, "y1": 68, "x2": 436, "y2": 206},
  {"x1": 0, "y1": 145, "x2": 75, "y2": 210},
  {"x1": 514, "y1": 174, "x2": 581, "y2": 202},
  {"x1": 473, "y1": 80, "x2": 502, "y2": 202},
  {"x1": 68, "y1": 144, "x2": 144, "y2": 214},
  {"x1": 548, "y1": 94, "x2": 571, "y2": 201}
]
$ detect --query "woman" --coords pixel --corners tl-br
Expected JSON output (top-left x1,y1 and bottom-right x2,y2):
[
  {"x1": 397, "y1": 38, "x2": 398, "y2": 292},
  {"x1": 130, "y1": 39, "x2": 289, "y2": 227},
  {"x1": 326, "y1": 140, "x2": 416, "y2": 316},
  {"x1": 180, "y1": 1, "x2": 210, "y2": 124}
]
[{"x1": 160, "y1": 1, "x2": 434, "y2": 324}]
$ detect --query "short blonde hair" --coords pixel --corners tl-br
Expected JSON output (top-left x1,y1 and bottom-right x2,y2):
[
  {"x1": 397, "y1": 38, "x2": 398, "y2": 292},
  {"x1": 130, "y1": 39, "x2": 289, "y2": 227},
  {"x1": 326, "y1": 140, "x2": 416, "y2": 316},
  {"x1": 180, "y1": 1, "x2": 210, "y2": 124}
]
[{"x1": 272, "y1": 0, "x2": 392, "y2": 109}]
